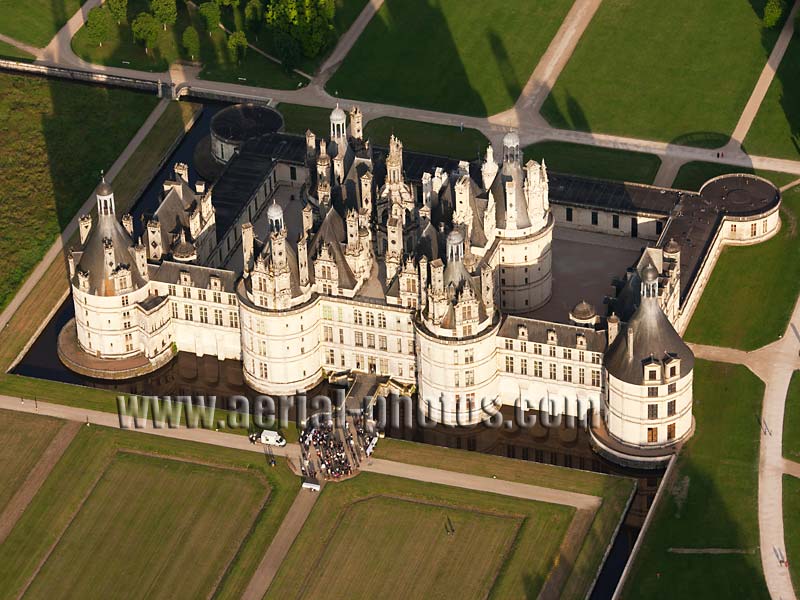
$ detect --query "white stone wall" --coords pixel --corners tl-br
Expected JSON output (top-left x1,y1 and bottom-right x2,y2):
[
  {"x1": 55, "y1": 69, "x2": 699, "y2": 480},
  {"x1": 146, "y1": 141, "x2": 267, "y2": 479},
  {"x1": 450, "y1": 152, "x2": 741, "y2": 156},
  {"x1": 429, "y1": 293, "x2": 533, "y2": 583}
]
[
  {"x1": 73, "y1": 286, "x2": 152, "y2": 358},
  {"x1": 552, "y1": 204, "x2": 666, "y2": 241},
  {"x1": 605, "y1": 370, "x2": 693, "y2": 447}
]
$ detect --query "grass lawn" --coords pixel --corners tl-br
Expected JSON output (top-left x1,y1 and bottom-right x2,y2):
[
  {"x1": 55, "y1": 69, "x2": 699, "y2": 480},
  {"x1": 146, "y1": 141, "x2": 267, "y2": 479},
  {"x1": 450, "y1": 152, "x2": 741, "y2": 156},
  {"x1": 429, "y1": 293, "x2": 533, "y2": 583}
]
[
  {"x1": 26, "y1": 452, "x2": 267, "y2": 599},
  {"x1": 365, "y1": 117, "x2": 489, "y2": 160},
  {"x1": 784, "y1": 475, "x2": 800, "y2": 591},
  {"x1": 0, "y1": 39, "x2": 36, "y2": 61},
  {"x1": 783, "y1": 371, "x2": 800, "y2": 461},
  {"x1": 71, "y1": 0, "x2": 304, "y2": 89},
  {"x1": 0, "y1": 422, "x2": 299, "y2": 599},
  {"x1": 0, "y1": 73, "x2": 158, "y2": 312},
  {"x1": 745, "y1": 33, "x2": 800, "y2": 160},
  {"x1": 374, "y1": 438, "x2": 634, "y2": 599},
  {"x1": 671, "y1": 161, "x2": 797, "y2": 192},
  {"x1": 0, "y1": 410, "x2": 64, "y2": 514},
  {"x1": 0, "y1": 0, "x2": 84, "y2": 47},
  {"x1": 684, "y1": 186, "x2": 800, "y2": 350},
  {"x1": 623, "y1": 360, "x2": 767, "y2": 599},
  {"x1": 267, "y1": 471, "x2": 573, "y2": 599},
  {"x1": 326, "y1": 0, "x2": 575, "y2": 116},
  {"x1": 523, "y1": 141, "x2": 662, "y2": 184},
  {"x1": 276, "y1": 102, "x2": 332, "y2": 136},
  {"x1": 541, "y1": 0, "x2": 784, "y2": 148}
]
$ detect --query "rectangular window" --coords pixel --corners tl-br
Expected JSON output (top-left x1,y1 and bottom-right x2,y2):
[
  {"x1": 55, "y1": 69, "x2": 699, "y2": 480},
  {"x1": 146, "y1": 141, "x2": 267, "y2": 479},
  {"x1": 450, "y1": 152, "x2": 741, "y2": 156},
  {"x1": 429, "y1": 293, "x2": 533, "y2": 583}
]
[
  {"x1": 379, "y1": 335, "x2": 387, "y2": 351},
  {"x1": 505, "y1": 339, "x2": 514, "y2": 350},
  {"x1": 198, "y1": 289, "x2": 206, "y2": 301},
  {"x1": 731, "y1": 223, "x2": 737, "y2": 234},
  {"x1": 290, "y1": 166, "x2": 297, "y2": 180},
  {"x1": 213, "y1": 291, "x2": 222, "y2": 303},
  {"x1": 549, "y1": 345, "x2": 556, "y2": 357},
  {"x1": 465, "y1": 349, "x2": 474, "y2": 364},
  {"x1": 366, "y1": 312, "x2": 375, "y2": 327},
  {"x1": 339, "y1": 328, "x2": 344, "y2": 344},
  {"x1": 326, "y1": 349, "x2": 335, "y2": 364},
  {"x1": 214, "y1": 309, "x2": 223, "y2": 326},
  {"x1": 648, "y1": 386, "x2": 659, "y2": 397},
  {"x1": 591, "y1": 211, "x2": 598, "y2": 226},
  {"x1": 505, "y1": 356, "x2": 514, "y2": 373},
  {"x1": 171, "y1": 303, "x2": 178, "y2": 319},
  {"x1": 578, "y1": 350, "x2": 585, "y2": 362},
  {"x1": 751, "y1": 222, "x2": 757, "y2": 237},
  {"x1": 322, "y1": 305, "x2": 333, "y2": 320},
  {"x1": 378, "y1": 313, "x2": 386, "y2": 328},
  {"x1": 355, "y1": 331, "x2": 364, "y2": 347},
  {"x1": 668, "y1": 382, "x2": 677, "y2": 394},
  {"x1": 578, "y1": 368, "x2": 585, "y2": 385},
  {"x1": 534, "y1": 343, "x2": 542, "y2": 355},
  {"x1": 380, "y1": 358, "x2": 389, "y2": 374},
  {"x1": 183, "y1": 287, "x2": 191, "y2": 298},
  {"x1": 229, "y1": 312, "x2": 239, "y2": 328},
  {"x1": 667, "y1": 399, "x2": 676, "y2": 416},
  {"x1": 591, "y1": 370, "x2": 601, "y2": 387},
  {"x1": 563, "y1": 348, "x2": 572, "y2": 360},
  {"x1": 549, "y1": 363, "x2": 557, "y2": 380},
  {"x1": 612, "y1": 214, "x2": 620, "y2": 229},
  {"x1": 199, "y1": 306, "x2": 208, "y2": 324},
  {"x1": 121, "y1": 296, "x2": 129, "y2": 306},
  {"x1": 565, "y1": 207, "x2": 573, "y2": 222},
  {"x1": 260, "y1": 362, "x2": 268, "y2": 379},
  {"x1": 667, "y1": 423, "x2": 676, "y2": 440},
  {"x1": 367, "y1": 333, "x2": 375, "y2": 349},
  {"x1": 563, "y1": 365, "x2": 572, "y2": 382},
  {"x1": 465, "y1": 370, "x2": 474, "y2": 385},
  {"x1": 648, "y1": 404, "x2": 658, "y2": 419},
  {"x1": 534, "y1": 361, "x2": 542, "y2": 378},
  {"x1": 323, "y1": 326, "x2": 333, "y2": 342},
  {"x1": 354, "y1": 310, "x2": 363, "y2": 325},
  {"x1": 168, "y1": 285, "x2": 176, "y2": 296},
  {"x1": 184, "y1": 305, "x2": 193, "y2": 321},
  {"x1": 258, "y1": 339, "x2": 267, "y2": 356},
  {"x1": 647, "y1": 427, "x2": 658, "y2": 443},
  {"x1": 520, "y1": 341, "x2": 526, "y2": 353},
  {"x1": 520, "y1": 358, "x2": 528, "y2": 375}
]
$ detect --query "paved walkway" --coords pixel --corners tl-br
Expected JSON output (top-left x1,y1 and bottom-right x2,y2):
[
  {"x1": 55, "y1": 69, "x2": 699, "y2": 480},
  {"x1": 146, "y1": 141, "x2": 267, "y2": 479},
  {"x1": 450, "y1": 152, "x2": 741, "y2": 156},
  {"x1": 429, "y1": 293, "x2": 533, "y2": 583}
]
[
  {"x1": 784, "y1": 458, "x2": 800, "y2": 480},
  {"x1": 0, "y1": 98, "x2": 170, "y2": 333},
  {"x1": 240, "y1": 489, "x2": 318, "y2": 600},
  {"x1": 0, "y1": 33, "x2": 43, "y2": 58},
  {"x1": 689, "y1": 294, "x2": 800, "y2": 600}
]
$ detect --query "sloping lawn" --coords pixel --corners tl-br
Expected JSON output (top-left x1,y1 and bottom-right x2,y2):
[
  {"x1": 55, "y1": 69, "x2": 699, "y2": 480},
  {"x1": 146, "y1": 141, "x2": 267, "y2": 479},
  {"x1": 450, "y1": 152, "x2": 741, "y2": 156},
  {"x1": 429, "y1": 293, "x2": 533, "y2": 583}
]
[
  {"x1": 684, "y1": 186, "x2": 800, "y2": 350},
  {"x1": 523, "y1": 141, "x2": 661, "y2": 184},
  {"x1": 784, "y1": 371, "x2": 800, "y2": 462},
  {"x1": 623, "y1": 360, "x2": 768, "y2": 599},
  {"x1": 0, "y1": 0, "x2": 85, "y2": 47},
  {"x1": 542, "y1": 0, "x2": 784, "y2": 147},
  {"x1": 327, "y1": 0, "x2": 575, "y2": 116}
]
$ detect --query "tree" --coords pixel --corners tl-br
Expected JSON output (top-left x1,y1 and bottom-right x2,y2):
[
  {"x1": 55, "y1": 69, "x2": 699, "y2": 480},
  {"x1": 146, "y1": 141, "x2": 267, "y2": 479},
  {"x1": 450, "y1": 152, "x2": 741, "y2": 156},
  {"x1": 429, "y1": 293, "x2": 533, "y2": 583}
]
[
  {"x1": 215, "y1": 0, "x2": 240, "y2": 7},
  {"x1": 182, "y1": 25, "x2": 200, "y2": 60},
  {"x1": 265, "y1": 0, "x2": 334, "y2": 60},
  {"x1": 199, "y1": 2, "x2": 221, "y2": 32},
  {"x1": 151, "y1": 0, "x2": 177, "y2": 30},
  {"x1": 107, "y1": 0, "x2": 128, "y2": 24},
  {"x1": 272, "y1": 29, "x2": 300, "y2": 73},
  {"x1": 244, "y1": 0, "x2": 262, "y2": 27},
  {"x1": 86, "y1": 6, "x2": 113, "y2": 47},
  {"x1": 764, "y1": 0, "x2": 785, "y2": 28},
  {"x1": 227, "y1": 30, "x2": 248, "y2": 63},
  {"x1": 132, "y1": 12, "x2": 159, "y2": 53}
]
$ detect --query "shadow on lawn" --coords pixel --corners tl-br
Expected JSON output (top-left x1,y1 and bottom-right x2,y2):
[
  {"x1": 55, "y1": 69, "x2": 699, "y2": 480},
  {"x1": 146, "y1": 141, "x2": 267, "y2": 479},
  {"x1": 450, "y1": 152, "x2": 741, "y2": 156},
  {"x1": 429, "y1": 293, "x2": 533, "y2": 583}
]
[{"x1": 537, "y1": 89, "x2": 591, "y2": 134}]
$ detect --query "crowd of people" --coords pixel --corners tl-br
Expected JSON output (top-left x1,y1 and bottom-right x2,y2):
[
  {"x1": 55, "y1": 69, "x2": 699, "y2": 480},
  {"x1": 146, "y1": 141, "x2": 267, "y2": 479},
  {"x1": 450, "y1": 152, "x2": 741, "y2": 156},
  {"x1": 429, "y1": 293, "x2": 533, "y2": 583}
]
[{"x1": 300, "y1": 422, "x2": 353, "y2": 480}]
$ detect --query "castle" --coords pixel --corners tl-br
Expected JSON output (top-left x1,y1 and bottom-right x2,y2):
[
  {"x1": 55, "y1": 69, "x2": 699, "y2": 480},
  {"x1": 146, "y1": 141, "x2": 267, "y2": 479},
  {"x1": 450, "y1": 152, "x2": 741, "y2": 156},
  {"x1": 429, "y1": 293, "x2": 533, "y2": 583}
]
[{"x1": 59, "y1": 104, "x2": 782, "y2": 465}]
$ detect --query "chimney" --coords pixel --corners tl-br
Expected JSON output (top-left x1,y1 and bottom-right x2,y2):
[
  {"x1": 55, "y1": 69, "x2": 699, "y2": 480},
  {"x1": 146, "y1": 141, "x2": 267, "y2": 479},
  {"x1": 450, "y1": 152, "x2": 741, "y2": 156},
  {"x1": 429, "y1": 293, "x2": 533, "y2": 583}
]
[
  {"x1": 134, "y1": 243, "x2": 148, "y2": 281},
  {"x1": 607, "y1": 313, "x2": 619, "y2": 345},
  {"x1": 79, "y1": 214, "x2": 92, "y2": 245},
  {"x1": 242, "y1": 222, "x2": 254, "y2": 270},
  {"x1": 195, "y1": 180, "x2": 206, "y2": 194},
  {"x1": 174, "y1": 162, "x2": 189, "y2": 182},
  {"x1": 122, "y1": 214, "x2": 134, "y2": 237},
  {"x1": 306, "y1": 129, "x2": 316, "y2": 160},
  {"x1": 67, "y1": 253, "x2": 75, "y2": 278},
  {"x1": 627, "y1": 326, "x2": 634, "y2": 361}
]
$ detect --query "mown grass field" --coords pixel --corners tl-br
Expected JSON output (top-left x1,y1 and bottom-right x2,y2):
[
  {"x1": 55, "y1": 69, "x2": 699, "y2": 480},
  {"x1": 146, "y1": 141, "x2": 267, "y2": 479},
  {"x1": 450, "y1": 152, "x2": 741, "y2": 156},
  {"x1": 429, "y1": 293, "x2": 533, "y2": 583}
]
[
  {"x1": 326, "y1": 0, "x2": 574, "y2": 116},
  {"x1": 542, "y1": 0, "x2": 784, "y2": 147},
  {"x1": 0, "y1": 39, "x2": 36, "y2": 61},
  {"x1": 523, "y1": 141, "x2": 661, "y2": 184},
  {"x1": 0, "y1": 0, "x2": 84, "y2": 47},
  {"x1": 275, "y1": 102, "x2": 333, "y2": 136},
  {"x1": 784, "y1": 475, "x2": 800, "y2": 592},
  {"x1": 0, "y1": 73, "x2": 158, "y2": 313},
  {"x1": 0, "y1": 410, "x2": 64, "y2": 514},
  {"x1": 267, "y1": 471, "x2": 573, "y2": 599},
  {"x1": 745, "y1": 33, "x2": 800, "y2": 160},
  {"x1": 684, "y1": 186, "x2": 800, "y2": 350},
  {"x1": 0, "y1": 423, "x2": 299, "y2": 599},
  {"x1": 623, "y1": 360, "x2": 767, "y2": 599},
  {"x1": 71, "y1": 0, "x2": 304, "y2": 88},
  {"x1": 364, "y1": 117, "x2": 489, "y2": 160},
  {"x1": 784, "y1": 371, "x2": 800, "y2": 461},
  {"x1": 302, "y1": 495, "x2": 520, "y2": 598},
  {"x1": 373, "y1": 438, "x2": 634, "y2": 599},
  {"x1": 671, "y1": 161, "x2": 796, "y2": 191}
]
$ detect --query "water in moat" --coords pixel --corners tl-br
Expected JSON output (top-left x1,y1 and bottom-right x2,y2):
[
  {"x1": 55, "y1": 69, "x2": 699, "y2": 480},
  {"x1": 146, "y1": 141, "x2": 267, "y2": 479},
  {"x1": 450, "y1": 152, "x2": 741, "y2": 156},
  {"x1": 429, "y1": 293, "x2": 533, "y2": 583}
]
[{"x1": 12, "y1": 99, "x2": 657, "y2": 599}]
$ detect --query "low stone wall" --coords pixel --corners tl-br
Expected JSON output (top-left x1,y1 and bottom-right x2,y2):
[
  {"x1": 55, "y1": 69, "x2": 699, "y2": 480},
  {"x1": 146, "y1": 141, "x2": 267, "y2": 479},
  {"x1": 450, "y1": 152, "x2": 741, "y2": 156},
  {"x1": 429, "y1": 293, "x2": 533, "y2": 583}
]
[{"x1": 0, "y1": 58, "x2": 163, "y2": 94}]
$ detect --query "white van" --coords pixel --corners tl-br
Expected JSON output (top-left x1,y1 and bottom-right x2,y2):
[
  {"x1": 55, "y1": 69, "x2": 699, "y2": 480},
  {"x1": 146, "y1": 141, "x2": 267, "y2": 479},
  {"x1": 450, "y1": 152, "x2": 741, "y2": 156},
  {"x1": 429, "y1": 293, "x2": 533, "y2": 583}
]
[{"x1": 260, "y1": 430, "x2": 287, "y2": 447}]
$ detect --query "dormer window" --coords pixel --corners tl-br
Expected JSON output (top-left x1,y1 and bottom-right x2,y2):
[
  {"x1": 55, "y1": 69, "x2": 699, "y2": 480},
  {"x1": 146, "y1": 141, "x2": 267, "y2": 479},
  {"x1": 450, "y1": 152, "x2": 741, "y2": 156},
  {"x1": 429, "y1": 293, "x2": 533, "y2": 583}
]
[
  {"x1": 179, "y1": 271, "x2": 192, "y2": 286},
  {"x1": 518, "y1": 325, "x2": 528, "y2": 340},
  {"x1": 210, "y1": 276, "x2": 221, "y2": 291},
  {"x1": 547, "y1": 329, "x2": 557, "y2": 345},
  {"x1": 644, "y1": 361, "x2": 662, "y2": 383},
  {"x1": 576, "y1": 333, "x2": 587, "y2": 349}
]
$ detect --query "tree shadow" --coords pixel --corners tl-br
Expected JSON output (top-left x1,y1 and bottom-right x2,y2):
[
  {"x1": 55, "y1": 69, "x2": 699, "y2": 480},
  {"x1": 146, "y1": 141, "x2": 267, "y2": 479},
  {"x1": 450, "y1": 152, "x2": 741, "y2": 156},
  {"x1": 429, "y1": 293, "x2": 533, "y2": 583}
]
[
  {"x1": 538, "y1": 88, "x2": 592, "y2": 133},
  {"x1": 487, "y1": 28, "x2": 521, "y2": 107}
]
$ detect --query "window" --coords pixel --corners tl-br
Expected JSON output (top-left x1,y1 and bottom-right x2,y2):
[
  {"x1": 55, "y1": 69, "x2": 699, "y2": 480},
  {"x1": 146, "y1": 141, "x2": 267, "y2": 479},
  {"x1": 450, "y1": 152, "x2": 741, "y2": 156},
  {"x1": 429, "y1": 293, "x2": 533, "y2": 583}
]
[
  {"x1": 578, "y1": 350, "x2": 585, "y2": 362},
  {"x1": 534, "y1": 343, "x2": 542, "y2": 355},
  {"x1": 214, "y1": 309, "x2": 223, "y2": 326},
  {"x1": 667, "y1": 423, "x2": 676, "y2": 440},
  {"x1": 520, "y1": 358, "x2": 528, "y2": 375},
  {"x1": 591, "y1": 353, "x2": 601, "y2": 365},
  {"x1": 520, "y1": 341, "x2": 527, "y2": 353},
  {"x1": 465, "y1": 370, "x2": 474, "y2": 385},
  {"x1": 668, "y1": 382, "x2": 677, "y2": 394},
  {"x1": 124, "y1": 333, "x2": 133, "y2": 352},
  {"x1": 326, "y1": 349, "x2": 335, "y2": 364},
  {"x1": 367, "y1": 333, "x2": 375, "y2": 349},
  {"x1": 228, "y1": 295, "x2": 236, "y2": 306},
  {"x1": 121, "y1": 295, "x2": 129, "y2": 306},
  {"x1": 731, "y1": 223, "x2": 737, "y2": 234},
  {"x1": 534, "y1": 361, "x2": 543, "y2": 378},
  {"x1": 549, "y1": 345, "x2": 556, "y2": 357},
  {"x1": 198, "y1": 289, "x2": 206, "y2": 301},
  {"x1": 366, "y1": 312, "x2": 375, "y2": 327},
  {"x1": 378, "y1": 313, "x2": 386, "y2": 328},
  {"x1": 183, "y1": 287, "x2": 191, "y2": 298},
  {"x1": 648, "y1": 404, "x2": 658, "y2": 419},
  {"x1": 260, "y1": 362, "x2": 268, "y2": 379},
  {"x1": 199, "y1": 306, "x2": 208, "y2": 323},
  {"x1": 566, "y1": 207, "x2": 573, "y2": 222},
  {"x1": 591, "y1": 211, "x2": 598, "y2": 226},
  {"x1": 763, "y1": 220, "x2": 768, "y2": 233},
  {"x1": 213, "y1": 291, "x2": 222, "y2": 303},
  {"x1": 505, "y1": 356, "x2": 514, "y2": 373},
  {"x1": 339, "y1": 328, "x2": 344, "y2": 344},
  {"x1": 667, "y1": 399, "x2": 676, "y2": 416},
  {"x1": 591, "y1": 370, "x2": 601, "y2": 387},
  {"x1": 380, "y1": 358, "x2": 389, "y2": 374},
  {"x1": 578, "y1": 368, "x2": 585, "y2": 385},
  {"x1": 168, "y1": 285, "x2": 176, "y2": 296},
  {"x1": 322, "y1": 305, "x2": 333, "y2": 320},
  {"x1": 171, "y1": 303, "x2": 178, "y2": 319},
  {"x1": 656, "y1": 220, "x2": 663, "y2": 235},
  {"x1": 505, "y1": 339, "x2": 514, "y2": 350},
  {"x1": 355, "y1": 331, "x2": 364, "y2": 347},
  {"x1": 648, "y1": 386, "x2": 659, "y2": 397},
  {"x1": 229, "y1": 312, "x2": 239, "y2": 328},
  {"x1": 549, "y1": 363, "x2": 557, "y2": 380},
  {"x1": 354, "y1": 310, "x2": 363, "y2": 325},
  {"x1": 323, "y1": 326, "x2": 333, "y2": 342},
  {"x1": 465, "y1": 349, "x2": 474, "y2": 364},
  {"x1": 612, "y1": 214, "x2": 620, "y2": 229},
  {"x1": 184, "y1": 305, "x2": 193, "y2": 321},
  {"x1": 563, "y1": 365, "x2": 572, "y2": 382},
  {"x1": 290, "y1": 166, "x2": 297, "y2": 180},
  {"x1": 379, "y1": 335, "x2": 387, "y2": 351},
  {"x1": 751, "y1": 222, "x2": 757, "y2": 237},
  {"x1": 454, "y1": 372, "x2": 460, "y2": 387},
  {"x1": 648, "y1": 369, "x2": 658, "y2": 381},
  {"x1": 669, "y1": 365, "x2": 677, "y2": 378},
  {"x1": 564, "y1": 348, "x2": 572, "y2": 360},
  {"x1": 647, "y1": 428, "x2": 658, "y2": 443}
]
